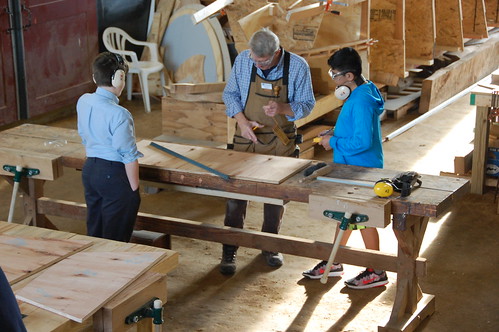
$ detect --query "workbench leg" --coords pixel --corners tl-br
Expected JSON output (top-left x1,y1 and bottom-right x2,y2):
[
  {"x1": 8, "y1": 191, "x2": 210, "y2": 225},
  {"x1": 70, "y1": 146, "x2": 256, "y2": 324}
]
[
  {"x1": 379, "y1": 214, "x2": 435, "y2": 332},
  {"x1": 20, "y1": 178, "x2": 56, "y2": 229}
]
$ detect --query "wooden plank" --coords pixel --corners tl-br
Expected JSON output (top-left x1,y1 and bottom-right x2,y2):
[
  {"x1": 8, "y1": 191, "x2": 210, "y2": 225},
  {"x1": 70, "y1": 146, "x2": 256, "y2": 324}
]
[
  {"x1": 405, "y1": 0, "x2": 435, "y2": 64},
  {"x1": 434, "y1": 0, "x2": 464, "y2": 52},
  {"x1": 137, "y1": 139, "x2": 311, "y2": 184},
  {"x1": 309, "y1": 194, "x2": 392, "y2": 228},
  {"x1": 454, "y1": 143, "x2": 474, "y2": 175},
  {"x1": 286, "y1": 2, "x2": 323, "y2": 22},
  {"x1": 462, "y1": 0, "x2": 489, "y2": 39},
  {"x1": 166, "y1": 82, "x2": 226, "y2": 94},
  {"x1": 295, "y1": 93, "x2": 343, "y2": 128},
  {"x1": 133, "y1": 212, "x2": 426, "y2": 273},
  {"x1": 15, "y1": 251, "x2": 167, "y2": 323},
  {"x1": 156, "y1": 0, "x2": 177, "y2": 48},
  {"x1": 419, "y1": 36, "x2": 499, "y2": 113},
  {"x1": 492, "y1": 68, "x2": 499, "y2": 84},
  {"x1": 369, "y1": 0, "x2": 406, "y2": 84},
  {"x1": 0, "y1": 235, "x2": 92, "y2": 284},
  {"x1": 193, "y1": 0, "x2": 234, "y2": 24},
  {"x1": 471, "y1": 105, "x2": 490, "y2": 194},
  {"x1": 0, "y1": 147, "x2": 63, "y2": 181}
]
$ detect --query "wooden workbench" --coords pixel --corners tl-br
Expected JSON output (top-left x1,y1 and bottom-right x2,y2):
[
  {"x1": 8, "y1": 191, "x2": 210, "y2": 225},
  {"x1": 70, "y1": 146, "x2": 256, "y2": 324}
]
[
  {"x1": 0, "y1": 221, "x2": 178, "y2": 332},
  {"x1": 0, "y1": 124, "x2": 469, "y2": 332}
]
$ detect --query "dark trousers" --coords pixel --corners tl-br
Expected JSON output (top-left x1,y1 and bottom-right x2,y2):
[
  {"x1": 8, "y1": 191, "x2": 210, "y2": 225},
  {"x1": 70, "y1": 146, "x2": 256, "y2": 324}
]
[
  {"x1": 223, "y1": 199, "x2": 285, "y2": 248},
  {"x1": 82, "y1": 157, "x2": 140, "y2": 242},
  {"x1": 0, "y1": 268, "x2": 27, "y2": 332}
]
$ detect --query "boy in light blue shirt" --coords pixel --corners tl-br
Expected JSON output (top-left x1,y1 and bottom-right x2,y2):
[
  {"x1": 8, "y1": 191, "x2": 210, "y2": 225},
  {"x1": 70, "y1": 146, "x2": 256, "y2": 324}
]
[{"x1": 77, "y1": 52, "x2": 143, "y2": 242}]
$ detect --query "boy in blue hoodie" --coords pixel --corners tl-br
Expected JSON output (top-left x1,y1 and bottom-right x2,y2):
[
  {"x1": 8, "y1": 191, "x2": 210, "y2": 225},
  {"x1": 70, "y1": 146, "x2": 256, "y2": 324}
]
[{"x1": 302, "y1": 47, "x2": 388, "y2": 289}]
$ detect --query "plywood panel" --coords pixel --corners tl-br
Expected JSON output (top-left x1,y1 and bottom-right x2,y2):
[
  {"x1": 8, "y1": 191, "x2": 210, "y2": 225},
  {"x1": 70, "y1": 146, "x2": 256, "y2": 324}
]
[
  {"x1": 225, "y1": 0, "x2": 323, "y2": 53},
  {"x1": 484, "y1": 0, "x2": 499, "y2": 27},
  {"x1": 15, "y1": 251, "x2": 166, "y2": 323},
  {"x1": 435, "y1": 0, "x2": 464, "y2": 52},
  {"x1": 313, "y1": 3, "x2": 367, "y2": 48},
  {"x1": 370, "y1": 0, "x2": 406, "y2": 84},
  {"x1": 137, "y1": 139, "x2": 311, "y2": 184},
  {"x1": 405, "y1": 0, "x2": 435, "y2": 64},
  {"x1": 0, "y1": 235, "x2": 92, "y2": 284},
  {"x1": 161, "y1": 97, "x2": 227, "y2": 142},
  {"x1": 462, "y1": 0, "x2": 489, "y2": 38}
]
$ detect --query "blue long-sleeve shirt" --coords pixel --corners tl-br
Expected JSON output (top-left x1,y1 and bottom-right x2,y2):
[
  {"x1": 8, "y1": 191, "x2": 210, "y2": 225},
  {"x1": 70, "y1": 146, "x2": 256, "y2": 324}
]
[
  {"x1": 223, "y1": 49, "x2": 315, "y2": 121},
  {"x1": 77, "y1": 87, "x2": 143, "y2": 164},
  {"x1": 330, "y1": 81, "x2": 385, "y2": 168}
]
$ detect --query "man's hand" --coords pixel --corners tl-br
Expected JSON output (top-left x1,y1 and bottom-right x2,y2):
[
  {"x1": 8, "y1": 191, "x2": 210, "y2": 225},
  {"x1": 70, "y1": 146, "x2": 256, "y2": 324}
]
[
  {"x1": 263, "y1": 100, "x2": 293, "y2": 117},
  {"x1": 233, "y1": 112, "x2": 263, "y2": 143},
  {"x1": 240, "y1": 120, "x2": 263, "y2": 143},
  {"x1": 263, "y1": 100, "x2": 280, "y2": 117}
]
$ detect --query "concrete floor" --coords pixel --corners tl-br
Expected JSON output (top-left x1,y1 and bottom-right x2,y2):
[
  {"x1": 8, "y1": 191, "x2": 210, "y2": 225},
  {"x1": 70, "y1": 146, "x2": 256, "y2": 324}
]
[{"x1": 1, "y1": 91, "x2": 498, "y2": 331}]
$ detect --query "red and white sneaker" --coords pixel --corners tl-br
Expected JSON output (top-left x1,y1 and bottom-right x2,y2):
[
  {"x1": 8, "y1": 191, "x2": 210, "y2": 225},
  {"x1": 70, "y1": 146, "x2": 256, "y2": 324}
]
[
  {"x1": 345, "y1": 268, "x2": 388, "y2": 289},
  {"x1": 302, "y1": 261, "x2": 344, "y2": 280}
]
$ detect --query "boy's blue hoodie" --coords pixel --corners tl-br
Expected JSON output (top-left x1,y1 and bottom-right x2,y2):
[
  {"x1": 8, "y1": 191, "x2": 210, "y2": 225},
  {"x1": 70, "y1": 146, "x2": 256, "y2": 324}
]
[{"x1": 329, "y1": 81, "x2": 385, "y2": 168}]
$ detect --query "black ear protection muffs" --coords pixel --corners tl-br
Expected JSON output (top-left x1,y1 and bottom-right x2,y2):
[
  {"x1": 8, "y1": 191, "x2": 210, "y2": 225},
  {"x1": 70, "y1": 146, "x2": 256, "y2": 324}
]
[{"x1": 111, "y1": 53, "x2": 126, "y2": 88}]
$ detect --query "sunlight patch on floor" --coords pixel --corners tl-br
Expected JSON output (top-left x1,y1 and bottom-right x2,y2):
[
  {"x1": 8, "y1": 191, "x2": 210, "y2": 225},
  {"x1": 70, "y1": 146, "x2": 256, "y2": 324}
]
[{"x1": 408, "y1": 111, "x2": 476, "y2": 175}]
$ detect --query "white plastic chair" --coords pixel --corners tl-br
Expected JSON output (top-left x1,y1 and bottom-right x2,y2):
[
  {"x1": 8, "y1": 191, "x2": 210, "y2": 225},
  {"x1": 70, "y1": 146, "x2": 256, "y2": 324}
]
[{"x1": 102, "y1": 27, "x2": 166, "y2": 113}]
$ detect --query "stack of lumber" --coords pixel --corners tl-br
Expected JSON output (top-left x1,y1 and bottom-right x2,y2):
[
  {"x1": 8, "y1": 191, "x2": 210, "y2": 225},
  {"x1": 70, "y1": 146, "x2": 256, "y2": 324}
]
[{"x1": 149, "y1": 0, "x2": 499, "y2": 148}]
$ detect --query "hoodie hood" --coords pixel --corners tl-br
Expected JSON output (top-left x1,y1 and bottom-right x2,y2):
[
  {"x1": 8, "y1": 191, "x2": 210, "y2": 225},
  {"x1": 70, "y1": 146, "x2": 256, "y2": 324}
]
[{"x1": 352, "y1": 81, "x2": 385, "y2": 116}]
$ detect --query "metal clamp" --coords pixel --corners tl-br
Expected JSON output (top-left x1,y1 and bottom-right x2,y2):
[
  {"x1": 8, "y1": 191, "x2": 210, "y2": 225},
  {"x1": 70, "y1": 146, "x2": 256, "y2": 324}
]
[
  {"x1": 3, "y1": 165, "x2": 40, "y2": 181},
  {"x1": 125, "y1": 298, "x2": 164, "y2": 326},
  {"x1": 323, "y1": 210, "x2": 369, "y2": 229}
]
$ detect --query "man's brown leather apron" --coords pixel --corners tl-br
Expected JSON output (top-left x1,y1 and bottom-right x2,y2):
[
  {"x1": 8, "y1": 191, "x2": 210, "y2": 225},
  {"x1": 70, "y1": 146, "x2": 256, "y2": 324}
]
[{"x1": 232, "y1": 51, "x2": 297, "y2": 157}]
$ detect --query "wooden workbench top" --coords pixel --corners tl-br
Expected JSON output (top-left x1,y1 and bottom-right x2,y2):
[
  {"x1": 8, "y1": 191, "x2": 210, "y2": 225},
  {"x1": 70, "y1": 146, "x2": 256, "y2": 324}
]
[
  {"x1": 0, "y1": 221, "x2": 178, "y2": 331},
  {"x1": 0, "y1": 124, "x2": 470, "y2": 219}
]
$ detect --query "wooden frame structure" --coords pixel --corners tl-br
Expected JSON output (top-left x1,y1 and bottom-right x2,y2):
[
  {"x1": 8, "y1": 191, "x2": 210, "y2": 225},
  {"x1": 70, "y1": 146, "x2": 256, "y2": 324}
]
[{"x1": 0, "y1": 124, "x2": 470, "y2": 331}]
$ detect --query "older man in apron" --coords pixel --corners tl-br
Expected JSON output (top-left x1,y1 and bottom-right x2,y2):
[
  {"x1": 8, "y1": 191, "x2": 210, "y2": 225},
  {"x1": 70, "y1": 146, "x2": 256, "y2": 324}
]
[{"x1": 221, "y1": 28, "x2": 316, "y2": 275}]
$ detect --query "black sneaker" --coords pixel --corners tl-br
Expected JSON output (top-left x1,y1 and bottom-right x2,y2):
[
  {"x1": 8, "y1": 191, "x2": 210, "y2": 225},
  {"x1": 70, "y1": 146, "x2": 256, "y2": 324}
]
[
  {"x1": 262, "y1": 251, "x2": 283, "y2": 267},
  {"x1": 220, "y1": 245, "x2": 237, "y2": 275},
  {"x1": 344, "y1": 268, "x2": 388, "y2": 289}
]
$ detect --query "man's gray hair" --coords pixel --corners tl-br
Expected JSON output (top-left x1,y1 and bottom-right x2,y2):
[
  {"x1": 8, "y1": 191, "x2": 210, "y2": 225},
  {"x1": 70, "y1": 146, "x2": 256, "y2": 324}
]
[{"x1": 248, "y1": 28, "x2": 280, "y2": 57}]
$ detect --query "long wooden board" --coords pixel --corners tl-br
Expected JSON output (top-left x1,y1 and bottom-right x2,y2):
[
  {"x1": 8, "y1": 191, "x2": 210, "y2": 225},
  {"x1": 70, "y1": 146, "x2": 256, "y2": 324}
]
[
  {"x1": 15, "y1": 251, "x2": 166, "y2": 323},
  {"x1": 0, "y1": 235, "x2": 92, "y2": 284},
  {"x1": 137, "y1": 139, "x2": 311, "y2": 184}
]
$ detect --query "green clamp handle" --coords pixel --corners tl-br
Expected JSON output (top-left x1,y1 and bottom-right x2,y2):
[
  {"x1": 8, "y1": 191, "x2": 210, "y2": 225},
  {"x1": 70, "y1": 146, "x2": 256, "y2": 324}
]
[
  {"x1": 323, "y1": 210, "x2": 369, "y2": 230},
  {"x1": 3, "y1": 165, "x2": 40, "y2": 182}
]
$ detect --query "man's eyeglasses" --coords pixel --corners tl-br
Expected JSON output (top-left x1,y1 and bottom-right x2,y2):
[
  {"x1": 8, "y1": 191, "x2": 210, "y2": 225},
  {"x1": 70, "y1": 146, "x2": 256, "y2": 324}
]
[
  {"x1": 328, "y1": 69, "x2": 347, "y2": 79},
  {"x1": 249, "y1": 51, "x2": 277, "y2": 67}
]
